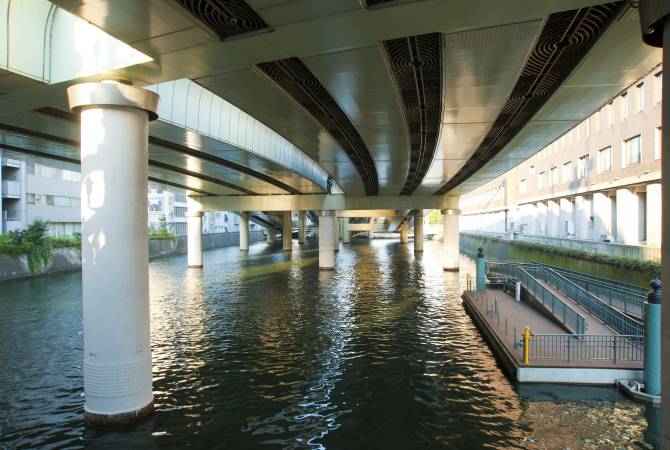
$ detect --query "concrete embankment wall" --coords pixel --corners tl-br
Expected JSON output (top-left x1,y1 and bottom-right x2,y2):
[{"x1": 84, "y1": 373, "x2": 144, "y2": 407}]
[{"x1": 0, "y1": 231, "x2": 266, "y2": 282}]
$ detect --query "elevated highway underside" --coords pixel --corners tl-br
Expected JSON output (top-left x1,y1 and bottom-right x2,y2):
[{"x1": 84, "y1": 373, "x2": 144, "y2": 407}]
[{"x1": 0, "y1": 0, "x2": 667, "y2": 439}]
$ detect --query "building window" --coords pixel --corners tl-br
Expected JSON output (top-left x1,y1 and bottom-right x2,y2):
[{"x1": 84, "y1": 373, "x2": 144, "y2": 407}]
[
  {"x1": 550, "y1": 167, "x2": 558, "y2": 186},
  {"x1": 538, "y1": 172, "x2": 545, "y2": 189},
  {"x1": 46, "y1": 195, "x2": 54, "y2": 206},
  {"x1": 593, "y1": 111, "x2": 600, "y2": 133},
  {"x1": 621, "y1": 92, "x2": 629, "y2": 120},
  {"x1": 655, "y1": 127, "x2": 662, "y2": 160},
  {"x1": 26, "y1": 193, "x2": 35, "y2": 204},
  {"x1": 636, "y1": 82, "x2": 645, "y2": 112},
  {"x1": 577, "y1": 154, "x2": 590, "y2": 180},
  {"x1": 562, "y1": 161, "x2": 573, "y2": 183},
  {"x1": 604, "y1": 102, "x2": 613, "y2": 128},
  {"x1": 597, "y1": 146, "x2": 612, "y2": 173},
  {"x1": 622, "y1": 135, "x2": 641, "y2": 167},
  {"x1": 654, "y1": 71, "x2": 663, "y2": 104},
  {"x1": 520, "y1": 179, "x2": 527, "y2": 194},
  {"x1": 149, "y1": 200, "x2": 162, "y2": 212},
  {"x1": 583, "y1": 118, "x2": 590, "y2": 137},
  {"x1": 528, "y1": 164, "x2": 535, "y2": 175}
]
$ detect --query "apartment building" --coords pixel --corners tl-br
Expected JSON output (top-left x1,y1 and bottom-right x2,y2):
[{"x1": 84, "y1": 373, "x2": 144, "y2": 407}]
[
  {"x1": 461, "y1": 65, "x2": 663, "y2": 249},
  {"x1": 1, "y1": 155, "x2": 81, "y2": 235},
  {"x1": 148, "y1": 187, "x2": 188, "y2": 235}
]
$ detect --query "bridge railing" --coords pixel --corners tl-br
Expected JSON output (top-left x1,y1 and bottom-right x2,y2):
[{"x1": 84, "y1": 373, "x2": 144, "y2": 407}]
[{"x1": 524, "y1": 333, "x2": 643, "y2": 364}]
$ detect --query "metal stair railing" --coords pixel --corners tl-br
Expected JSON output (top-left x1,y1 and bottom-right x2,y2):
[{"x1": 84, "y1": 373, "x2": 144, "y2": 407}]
[
  {"x1": 487, "y1": 262, "x2": 587, "y2": 334},
  {"x1": 533, "y1": 267, "x2": 644, "y2": 336}
]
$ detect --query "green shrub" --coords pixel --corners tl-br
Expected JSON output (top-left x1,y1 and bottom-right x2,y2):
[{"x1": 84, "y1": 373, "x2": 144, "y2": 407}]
[{"x1": 463, "y1": 232, "x2": 661, "y2": 277}]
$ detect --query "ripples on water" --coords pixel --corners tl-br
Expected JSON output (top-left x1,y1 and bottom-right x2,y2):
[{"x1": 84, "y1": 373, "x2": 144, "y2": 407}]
[{"x1": 0, "y1": 238, "x2": 654, "y2": 449}]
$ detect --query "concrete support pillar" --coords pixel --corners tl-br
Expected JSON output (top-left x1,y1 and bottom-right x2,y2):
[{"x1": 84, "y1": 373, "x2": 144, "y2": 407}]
[
  {"x1": 298, "y1": 211, "x2": 306, "y2": 244},
  {"x1": 187, "y1": 209, "x2": 204, "y2": 268},
  {"x1": 400, "y1": 225, "x2": 408, "y2": 243},
  {"x1": 593, "y1": 192, "x2": 613, "y2": 240},
  {"x1": 547, "y1": 200, "x2": 560, "y2": 237},
  {"x1": 536, "y1": 202, "x2": 547, "y2": 235},
  {"x1": 319, "y1": 211, "x2": 335, "y2": 270},
  {"x1": 342, "y1": 217, "x2": 350, "y2": 244},
  {"x1": 266, "y1": 228, "x2": 273, "y2": 244},
  {"x1": 282, "y1": 211, "x2": 292, "y2": 251},
  {"x1": 559, "y1": 198, "x2": 574, "y2": 237},
  {"x1": 414, "y1": 210, "x2": 424, "y2": 252},
  {"x1": 239, "y1": 212, "x2": 249, "y2": 252},
  {"x1": 574, "y1": 195, "x2": 591, "y2": 240},
  {"x1": 368, "y1": 230, "x2": 374, "y2": 239},
  {"x1": 67, "y1": 81, "x2": 159, "y2": 424},
  {"x1": 333, "y1": 214, "x2": 340, "y2": 252},
  {"x1": 616, "y1": 188, "x2": 639, "y2": 244},
  {"x1": 647, "y1": 183, "x2": 662, "y2": 247},
  {"x1": 442, "y1": 208, "x2": 460, "y2": 271}
]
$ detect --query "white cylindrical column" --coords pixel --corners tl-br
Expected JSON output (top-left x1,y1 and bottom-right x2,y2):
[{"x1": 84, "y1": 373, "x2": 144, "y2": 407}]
[
  {"x1": 68, "y1": 81, "x2": 159, "y2": 424},
  {"x1": 239, "y1": 212, "x2": 249, "y2": 252},
  {"x1": 333, "y1": 214, "x2": 340, "y2": 252},
  {"x1": 414, "y1": 210, "x2": 424, "y2": 252},
  {"x1": 368, "y1": 230, "x2": 374, "y2": 239},
  {"x1": 616, "y1": 188, "x2": 640, "y2": 244},
  {"x1": 266, "y1": 227, "x2": 273, "y2": 244},
  {"x1": 298, "y1": 211, "x2": 306, "y2": 244},
  {"x1": 319, "y1": 211, "x2": 335, "y2": 270},
  {"x1": 400, "y1": 225, "x2": 408, "y2": 243},
  {"x1": 187, "y1": 211, "x2": 204, "y2": 268},
  {"x1": 342, "y1": 218, "x2": 350, "y2": 244},
  {"x1": 283, "y1": 211, "x2": 292, "y2": 251},
  {"x1": 442, "y1": 208, "x2": 460, "y2": 271}
]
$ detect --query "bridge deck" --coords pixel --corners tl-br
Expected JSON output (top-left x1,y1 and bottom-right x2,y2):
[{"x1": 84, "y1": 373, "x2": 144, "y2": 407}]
[{"x1": 463, "y1": 290, "x2": 642, "y2": 370}]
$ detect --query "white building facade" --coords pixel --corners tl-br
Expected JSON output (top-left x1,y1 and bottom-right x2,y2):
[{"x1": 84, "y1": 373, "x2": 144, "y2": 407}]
[
  {"x1": 460, "y1": 66, "x2": 663, "y2": 254},
  {"x1": 1, "y1": 155, "x2": 81, "y2": 235}
]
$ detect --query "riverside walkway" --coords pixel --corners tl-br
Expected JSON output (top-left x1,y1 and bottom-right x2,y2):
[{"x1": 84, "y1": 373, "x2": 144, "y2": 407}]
[{"x1": 462, "y1": 262, "x2": 645, "y2": 384}]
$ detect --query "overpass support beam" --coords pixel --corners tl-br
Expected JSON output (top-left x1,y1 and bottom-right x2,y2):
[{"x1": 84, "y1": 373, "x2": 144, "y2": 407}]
[
  {"x1": 414, "y1": 210, "x2": 424, "y2": 252},
  {"x1": 442, "y1": 208, "x2": 460, "y2": 271},
  {"x1": 342, "y1": 218, "x2": 350, "y2": 244},
  {"x1": 319, "y1": 211, "x2": 335, "y2": 270},
  {"x1": 239, "y1": 212, "x2": 249, "y2": 252},
  {"x1": 67, "y1": 81, "x2": 158, "y2": 425},
  {"x1": 298, "y1": 211, "x2": 306, "y2": 244},
  {"x1": 282, "y1": 211, "x2": 292, "y2": 251}
]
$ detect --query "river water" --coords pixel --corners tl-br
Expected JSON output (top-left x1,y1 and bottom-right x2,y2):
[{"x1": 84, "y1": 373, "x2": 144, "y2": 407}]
[{"x1": 0, "y1": 238, "x2": 658, "y2": 449}]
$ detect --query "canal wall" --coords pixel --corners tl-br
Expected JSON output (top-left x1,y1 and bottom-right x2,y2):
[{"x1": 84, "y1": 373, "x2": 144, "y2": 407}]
[
  {"x1": 0, "y1": 231, "x2": 266, "y2": 282},
  {"x1": 460, "y1": 232, "x2": 656, "y2": 287}
]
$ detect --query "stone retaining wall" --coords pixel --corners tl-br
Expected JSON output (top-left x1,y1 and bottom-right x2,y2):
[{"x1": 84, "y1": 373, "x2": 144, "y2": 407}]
[{"x1": 0, "y1": 231, "x2": 266, "y2": 283}]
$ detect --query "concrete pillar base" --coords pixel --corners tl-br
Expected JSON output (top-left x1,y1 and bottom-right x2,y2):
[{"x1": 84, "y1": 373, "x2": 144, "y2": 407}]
[
  {"x1": 319, "y1": 267, "x2": 335, "y2": 271},
  {"x1": 188, "y1": 264, "x2": 203, "y2": 268},
  {"x1": 443, "y1": 267, "x2": 460, "y2": 272},
  {"x1": 85, "y1": 400, "x2": 154, "y2": 426}
]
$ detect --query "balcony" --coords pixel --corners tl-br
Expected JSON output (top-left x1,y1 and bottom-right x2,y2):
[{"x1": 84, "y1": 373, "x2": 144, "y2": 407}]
[{"x1": 2, "y1": 180, "x2": 21, "y2": 198}]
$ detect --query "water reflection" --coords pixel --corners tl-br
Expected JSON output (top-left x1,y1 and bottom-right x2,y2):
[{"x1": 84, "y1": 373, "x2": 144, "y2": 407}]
[{"x1": 0, "y1": 238, "x2": 653, "y2": 449}]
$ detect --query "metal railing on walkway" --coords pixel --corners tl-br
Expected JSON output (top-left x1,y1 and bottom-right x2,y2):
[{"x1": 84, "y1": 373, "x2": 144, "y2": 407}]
[
  {"x1": 541, "y1": 264, "x2": 646, "y2": 318},
  {"x1": 524, "y1": 333, "x2": 643, "y2": 364},
  {"x1": 487, "y1": 261, "x2": 645, "y2": 336},
  {"x1": 485, "y1": 262, "x2": 587, "y2": 334},
  {"x1": 536, "y1": 267, "x2": 645, "y2": 336}
]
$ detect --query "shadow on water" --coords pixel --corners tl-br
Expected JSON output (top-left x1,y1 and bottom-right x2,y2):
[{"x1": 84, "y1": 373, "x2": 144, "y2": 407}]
[{"x1": 0, "y1": 238, "x2": 655, "y2": 449}]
